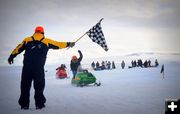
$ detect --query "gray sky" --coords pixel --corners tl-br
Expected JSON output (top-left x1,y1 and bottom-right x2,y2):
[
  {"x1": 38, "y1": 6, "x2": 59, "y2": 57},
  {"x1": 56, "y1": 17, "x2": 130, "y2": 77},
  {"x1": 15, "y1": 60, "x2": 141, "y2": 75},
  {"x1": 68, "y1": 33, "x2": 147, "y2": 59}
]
[{"x1": 0, "y1": 0, "x2": 180, "y2": 66}]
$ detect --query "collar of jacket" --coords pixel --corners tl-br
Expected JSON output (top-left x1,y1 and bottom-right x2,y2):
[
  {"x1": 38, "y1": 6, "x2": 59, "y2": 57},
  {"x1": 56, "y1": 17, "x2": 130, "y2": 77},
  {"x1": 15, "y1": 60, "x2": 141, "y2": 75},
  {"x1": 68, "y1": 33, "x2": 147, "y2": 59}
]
[{"x1": 33, "y1": 33, "x2": 44, "y2": 41}]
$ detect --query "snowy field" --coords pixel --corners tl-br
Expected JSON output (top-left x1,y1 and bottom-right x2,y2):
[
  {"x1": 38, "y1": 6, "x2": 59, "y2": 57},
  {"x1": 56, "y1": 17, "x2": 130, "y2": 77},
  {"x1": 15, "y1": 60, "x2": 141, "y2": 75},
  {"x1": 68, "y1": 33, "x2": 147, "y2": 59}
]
[{"x1": 0, "y1": 54, "x2": 180, "y2": 114}]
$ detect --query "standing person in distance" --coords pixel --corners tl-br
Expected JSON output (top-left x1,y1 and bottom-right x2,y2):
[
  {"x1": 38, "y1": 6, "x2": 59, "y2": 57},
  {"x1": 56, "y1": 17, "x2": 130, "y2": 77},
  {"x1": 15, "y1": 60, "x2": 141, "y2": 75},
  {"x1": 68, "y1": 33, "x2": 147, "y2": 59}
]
[{"x1": 70, "y1": 50, "x2": 83, "y2": 79}]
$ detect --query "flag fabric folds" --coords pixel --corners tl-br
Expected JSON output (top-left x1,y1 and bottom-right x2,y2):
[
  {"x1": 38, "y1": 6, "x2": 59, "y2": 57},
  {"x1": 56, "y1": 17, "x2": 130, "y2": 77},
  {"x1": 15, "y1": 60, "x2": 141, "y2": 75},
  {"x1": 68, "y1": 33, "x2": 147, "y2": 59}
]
[{"x1": 86, "y1": 18, "x2": 108, "y2": 51}]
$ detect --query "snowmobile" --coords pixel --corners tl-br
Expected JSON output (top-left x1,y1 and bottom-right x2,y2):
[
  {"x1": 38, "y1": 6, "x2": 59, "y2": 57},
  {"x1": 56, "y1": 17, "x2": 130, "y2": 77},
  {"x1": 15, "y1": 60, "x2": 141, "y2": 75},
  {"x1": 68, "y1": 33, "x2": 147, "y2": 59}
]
[{"x1": 71, "y1": 70, "x2": 101, "y2": 87}]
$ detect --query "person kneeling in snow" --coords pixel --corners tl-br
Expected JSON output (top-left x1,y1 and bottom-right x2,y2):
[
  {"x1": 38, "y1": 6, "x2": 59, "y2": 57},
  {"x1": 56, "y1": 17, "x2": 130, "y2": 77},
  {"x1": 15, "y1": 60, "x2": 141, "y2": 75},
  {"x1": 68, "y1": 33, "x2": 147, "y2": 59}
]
[
  {"x1": 70, "y1": 50, "x2": 83, "y2": 79},
  {"x1": 8, "y1": 26, "x2": 75, "y2": 110}
]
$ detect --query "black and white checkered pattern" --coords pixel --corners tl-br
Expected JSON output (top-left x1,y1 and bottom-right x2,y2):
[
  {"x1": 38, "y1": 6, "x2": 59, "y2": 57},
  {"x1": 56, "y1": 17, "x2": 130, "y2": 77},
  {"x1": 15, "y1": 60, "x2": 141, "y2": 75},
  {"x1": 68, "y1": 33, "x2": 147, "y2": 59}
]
[{"x1": 86, "y1": 20, "x2": 108, "y2": 51}]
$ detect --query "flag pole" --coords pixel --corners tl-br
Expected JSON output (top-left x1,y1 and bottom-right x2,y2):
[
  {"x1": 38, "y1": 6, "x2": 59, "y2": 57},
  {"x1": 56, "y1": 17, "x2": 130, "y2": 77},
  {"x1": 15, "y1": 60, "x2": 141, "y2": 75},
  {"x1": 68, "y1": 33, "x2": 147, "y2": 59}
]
[
  {"x1": 162, "y1": 72, "x2": 165, "y2": 79},
  {"x1": 160, "y1": 64, "x2": 165, "y2": 79},
  {"x1": 74, "y1": 32, "x2": 87, "y2": 43},
  {"x1": 67, "y1": 32, "x2": 87, "y2": 49}
]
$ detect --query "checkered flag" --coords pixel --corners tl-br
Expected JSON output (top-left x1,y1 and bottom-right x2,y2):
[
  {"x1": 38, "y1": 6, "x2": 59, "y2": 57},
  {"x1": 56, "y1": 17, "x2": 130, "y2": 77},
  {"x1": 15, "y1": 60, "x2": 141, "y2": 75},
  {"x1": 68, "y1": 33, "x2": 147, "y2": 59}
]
[{"x1": 86, "y1": 18, "x2": 108, "y2": 51}]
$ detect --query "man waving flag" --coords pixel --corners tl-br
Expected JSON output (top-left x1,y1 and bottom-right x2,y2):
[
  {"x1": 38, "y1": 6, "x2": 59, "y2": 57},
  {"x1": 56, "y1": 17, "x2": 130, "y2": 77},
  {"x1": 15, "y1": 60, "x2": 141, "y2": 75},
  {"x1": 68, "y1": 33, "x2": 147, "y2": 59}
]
[{"x1": 86, "y1": 18, "x2": 108, "y2": 51}]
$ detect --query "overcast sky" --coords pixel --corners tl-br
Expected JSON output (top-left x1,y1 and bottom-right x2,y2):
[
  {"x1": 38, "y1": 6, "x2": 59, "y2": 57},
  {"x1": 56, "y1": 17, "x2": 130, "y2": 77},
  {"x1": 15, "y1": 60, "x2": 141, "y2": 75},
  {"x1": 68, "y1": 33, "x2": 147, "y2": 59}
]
[{"x1": 0, "y1": 0, "x2": 180, "y2": 66}]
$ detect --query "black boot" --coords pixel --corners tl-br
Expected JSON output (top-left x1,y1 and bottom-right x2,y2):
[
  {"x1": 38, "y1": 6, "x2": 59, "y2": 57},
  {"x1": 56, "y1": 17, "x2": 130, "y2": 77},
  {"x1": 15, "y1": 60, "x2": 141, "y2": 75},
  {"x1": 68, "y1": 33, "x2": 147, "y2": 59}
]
[
  {"x1": 36, "y1": 104, "x2": 45, "y2": 110},
  {"x1": 21, "y1": 106, "x2": 29, "y2": 110}
]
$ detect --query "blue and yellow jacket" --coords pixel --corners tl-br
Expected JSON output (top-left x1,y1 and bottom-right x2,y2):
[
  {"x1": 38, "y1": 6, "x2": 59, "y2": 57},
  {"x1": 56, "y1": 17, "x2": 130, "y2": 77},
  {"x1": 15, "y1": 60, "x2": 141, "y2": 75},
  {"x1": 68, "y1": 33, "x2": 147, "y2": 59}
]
[{"x1": 9, "y1": 33, "x2": 71, "y2": 66}]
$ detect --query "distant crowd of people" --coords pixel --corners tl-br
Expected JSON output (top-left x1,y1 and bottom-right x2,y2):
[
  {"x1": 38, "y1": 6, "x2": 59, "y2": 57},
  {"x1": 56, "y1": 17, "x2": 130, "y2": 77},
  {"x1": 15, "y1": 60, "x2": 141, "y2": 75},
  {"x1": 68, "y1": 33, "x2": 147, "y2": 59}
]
[
  {"x1": 91, "y1": 61, "x2": 116, "y2": 71},
  {"x1": 90, "y1": 59, "x2": 159, "y2": 71},
  {"x1": 128, "y1": 59, "x2": 159, "y2": 68},
  {"x1": 56, "y1": 59, "x2": 159, "y2": 74}
]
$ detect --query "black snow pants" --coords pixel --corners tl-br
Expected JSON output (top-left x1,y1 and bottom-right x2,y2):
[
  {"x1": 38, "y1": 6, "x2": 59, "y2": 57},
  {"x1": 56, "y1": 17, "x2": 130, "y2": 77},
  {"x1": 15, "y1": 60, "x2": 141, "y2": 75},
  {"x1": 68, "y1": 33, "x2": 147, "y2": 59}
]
[{"x1": 18, "y1": 65, "x2": 46, "y2": 107}]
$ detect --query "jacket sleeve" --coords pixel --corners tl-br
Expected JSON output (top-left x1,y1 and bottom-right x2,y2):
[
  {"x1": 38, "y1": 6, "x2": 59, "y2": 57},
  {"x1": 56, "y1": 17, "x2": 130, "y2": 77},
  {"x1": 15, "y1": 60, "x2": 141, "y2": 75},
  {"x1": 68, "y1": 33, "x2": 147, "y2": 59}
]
[
  {"x1": 45, "y1": 38, "x2": 70, "y2": 49},
  {"x1": 9, "y1": 39, "x2": 26, "y2": 59},
  {"x1": 78, "y1": 51, "x2": 83, "y2": 62}
]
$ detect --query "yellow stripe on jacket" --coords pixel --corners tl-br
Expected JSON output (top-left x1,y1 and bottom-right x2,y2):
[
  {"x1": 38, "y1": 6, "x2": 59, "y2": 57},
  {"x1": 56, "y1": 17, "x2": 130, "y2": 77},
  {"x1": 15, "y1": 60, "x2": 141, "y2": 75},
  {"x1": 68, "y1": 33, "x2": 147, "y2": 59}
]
[{"x1": 11, "y1": 33, "x2": 68, "y2": 56}]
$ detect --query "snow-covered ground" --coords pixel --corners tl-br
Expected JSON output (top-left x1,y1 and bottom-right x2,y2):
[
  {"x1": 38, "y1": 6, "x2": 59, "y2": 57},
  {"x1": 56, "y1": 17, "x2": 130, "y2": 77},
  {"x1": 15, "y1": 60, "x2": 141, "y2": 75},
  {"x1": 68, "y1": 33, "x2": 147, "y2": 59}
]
[{"x1": 0, "y1": 54, "x2": 180, "y2": 114}]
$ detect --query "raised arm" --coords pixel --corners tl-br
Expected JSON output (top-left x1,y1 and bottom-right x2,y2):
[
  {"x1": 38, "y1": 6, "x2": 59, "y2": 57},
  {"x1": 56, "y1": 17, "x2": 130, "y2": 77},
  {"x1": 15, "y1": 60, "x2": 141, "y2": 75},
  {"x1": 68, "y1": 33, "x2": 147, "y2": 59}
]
[{"x1": 78, "y1": 50, "x2": 83, "y2": 62}]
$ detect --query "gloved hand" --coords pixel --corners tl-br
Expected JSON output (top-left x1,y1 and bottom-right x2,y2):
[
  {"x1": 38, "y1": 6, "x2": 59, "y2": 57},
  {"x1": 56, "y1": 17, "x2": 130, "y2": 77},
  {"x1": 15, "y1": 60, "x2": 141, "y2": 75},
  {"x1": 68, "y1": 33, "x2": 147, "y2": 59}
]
[
  {"x1": 68, "y1": 42, "x2": 75, "y2": 48},
  {"x1": 8, "y1": 56, "x2": 14, "y2": 64}
]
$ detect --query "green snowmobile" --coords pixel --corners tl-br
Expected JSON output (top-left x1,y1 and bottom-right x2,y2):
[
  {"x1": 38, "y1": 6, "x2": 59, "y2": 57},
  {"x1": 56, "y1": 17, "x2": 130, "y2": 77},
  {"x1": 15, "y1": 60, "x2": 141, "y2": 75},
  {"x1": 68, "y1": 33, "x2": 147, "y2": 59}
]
[{"x1": 71, "y1": 70, "x2": 101, "y2": 87}]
